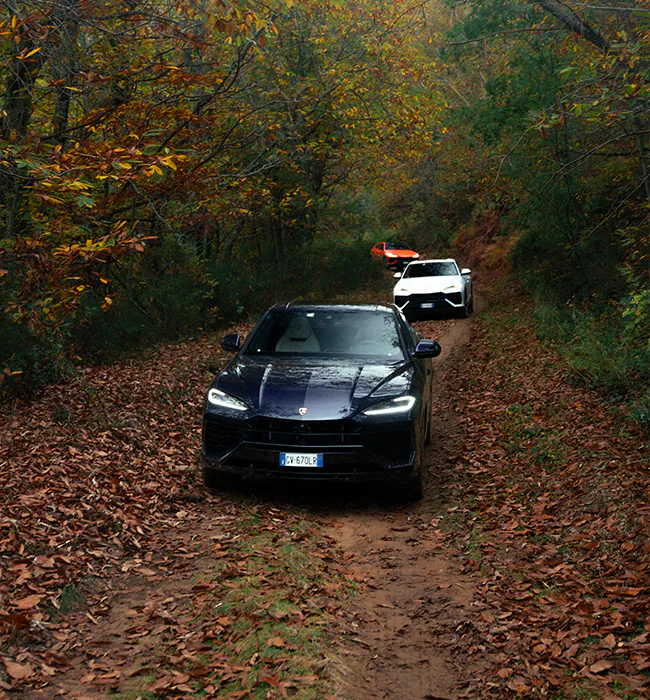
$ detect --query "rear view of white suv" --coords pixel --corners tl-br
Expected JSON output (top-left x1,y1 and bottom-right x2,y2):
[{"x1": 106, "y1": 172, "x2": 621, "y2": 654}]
[{"x1": 393, "y1": 259, "x2": 473, "y2": 319}]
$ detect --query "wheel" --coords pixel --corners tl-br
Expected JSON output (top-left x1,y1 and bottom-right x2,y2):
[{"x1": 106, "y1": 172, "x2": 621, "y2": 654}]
[
  {"x1": 468, "y1": 296, "x2": 474, "y2": 314},
  {"x1": 203, "y1": 467, "x2": 238, "y2": 491},
  {"x1": 395, "y1": 466, "x2": 424, "y2": 502},
  {"x1": 425, "y1": 411, "x2": 432, "y2": 446}
]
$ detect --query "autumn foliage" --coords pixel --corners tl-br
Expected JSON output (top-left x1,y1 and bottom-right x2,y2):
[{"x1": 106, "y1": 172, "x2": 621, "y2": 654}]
[{"x1": 0, "y1": 0, "x2": 442, "y2": 392}]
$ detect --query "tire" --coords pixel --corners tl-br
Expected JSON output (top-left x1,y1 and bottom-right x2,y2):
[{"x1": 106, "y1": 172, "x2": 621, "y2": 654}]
[
  {"x1": 425, "y1": 411, "x2": 432, "y2": 446},
  {"x1": 203, "y1": 467, "x2": 238, "y2": 491},
  {"x1": 394, "y1": 465, "x2": 424, "y2": 502},
  {"x1": 468, "y1": 296, "x2": 474, "y2": 314}
]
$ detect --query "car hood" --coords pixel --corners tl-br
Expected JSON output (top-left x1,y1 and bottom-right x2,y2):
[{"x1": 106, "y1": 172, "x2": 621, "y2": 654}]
[
  {"x1": 394, "y1": 275, "x2": 462, "y2": 295},
  {"x1": 214, "y1": 356, "x2": 413, "y2": 420}
]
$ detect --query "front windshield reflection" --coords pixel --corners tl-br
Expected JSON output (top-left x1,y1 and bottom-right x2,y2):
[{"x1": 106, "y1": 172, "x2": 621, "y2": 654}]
[{"x1": 244, "y1": 310, "x2": 404, "y2": 359}]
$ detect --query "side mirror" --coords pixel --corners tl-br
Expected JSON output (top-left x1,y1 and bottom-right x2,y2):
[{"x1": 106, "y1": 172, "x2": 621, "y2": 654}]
[
  {"x1": 221, "y1": 333, "x2": 241, "y2": 352},
  {"x1": 461, "y1": 268, "x2": 471, "y2": 275},
  {"x1": 393, "y1": 272, "x2": 402, "y2": 279},
  {"x1": 413, "y1": 339, "x2": 441, "y2": 358}
]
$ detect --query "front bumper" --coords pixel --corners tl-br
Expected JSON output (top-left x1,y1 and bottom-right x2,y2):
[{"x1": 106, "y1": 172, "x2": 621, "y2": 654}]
[
  {"x1": 394, "y1": 291, "x2": 463, "y2": 315},
  {"x1": 386, "y1": 257, "x2": 417, "y2": 271},
  {"x1": 202, "y1": 414, "x2": 416, "y2": 482}
]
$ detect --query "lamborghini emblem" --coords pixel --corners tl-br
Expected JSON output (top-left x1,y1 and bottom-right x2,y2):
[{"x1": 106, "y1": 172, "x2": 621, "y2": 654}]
[{"x1": 298, "y1": 407, "x2": 308, "y2": 416}]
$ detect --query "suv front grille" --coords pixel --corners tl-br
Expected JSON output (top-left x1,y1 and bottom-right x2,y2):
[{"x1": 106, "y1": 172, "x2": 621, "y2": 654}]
[{"x1": 245, "y1": 418, "x2": 362, "y2": 449}]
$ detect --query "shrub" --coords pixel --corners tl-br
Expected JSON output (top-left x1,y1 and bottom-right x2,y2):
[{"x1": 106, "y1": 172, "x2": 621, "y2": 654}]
[{"x1": 534, "y1": 296, "x2": 650, "y2": 397}]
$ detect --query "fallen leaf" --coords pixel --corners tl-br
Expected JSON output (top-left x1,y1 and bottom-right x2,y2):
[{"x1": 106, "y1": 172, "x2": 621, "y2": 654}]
[
  {"x1": 259, "y1": 670, "x2": 280, "y2": 687},
  {"x1": 600, "y1": 634, "x2": 616, "y2": 650},
  {"x1": 15, "y1": 595, "x2": 42, "y2": 610},
  {"x1": 266, "y1": 637, "x2": 285, "y2": 648},
  {"x1": 589, "y1": 659, "x2": 615, "y2": 674},
  {"x1": 4, "y1": 659, "x2": 34, "y2": 679}
]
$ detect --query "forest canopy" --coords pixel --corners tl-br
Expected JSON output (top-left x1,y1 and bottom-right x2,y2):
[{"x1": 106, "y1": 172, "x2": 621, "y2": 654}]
[{"x1": 0, "y1": 0, "x2": 443, "y2": 389}]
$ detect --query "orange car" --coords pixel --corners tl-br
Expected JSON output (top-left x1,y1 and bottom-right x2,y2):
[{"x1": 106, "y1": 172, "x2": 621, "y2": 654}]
[{"x1": 370, "y1": 241, "x2": 420, "y2": 271}]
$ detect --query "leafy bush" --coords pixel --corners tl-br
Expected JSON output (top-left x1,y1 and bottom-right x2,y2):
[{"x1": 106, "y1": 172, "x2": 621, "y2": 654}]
[
  {"x1": 0, "y1": 318, "x2": 72, "y2": 395},
  {"x1": 534, "y1": 296, "x2": 650, "y2": 397},
  {"x1": 1, "y1": 231, "x2": 388, "y2": 396}
]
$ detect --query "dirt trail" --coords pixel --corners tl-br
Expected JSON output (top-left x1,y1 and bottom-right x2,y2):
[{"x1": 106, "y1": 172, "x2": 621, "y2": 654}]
[{"x1": 330, "y1": 316, "x2": 477, "y2": 700}]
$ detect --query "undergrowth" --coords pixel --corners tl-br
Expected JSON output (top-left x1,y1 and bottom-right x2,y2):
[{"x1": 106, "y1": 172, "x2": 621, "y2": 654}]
[{"x1": 533, "y1": 297, "x2": 650, "y2": 437}]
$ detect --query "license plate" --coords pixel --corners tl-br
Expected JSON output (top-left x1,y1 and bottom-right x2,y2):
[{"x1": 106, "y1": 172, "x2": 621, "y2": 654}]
[
  {"x1": 420, "y1": 302, "x2": 434, "y2": 309},
  {"x1": 280, "y1": 453, "x2": 324, "y2": 467}
]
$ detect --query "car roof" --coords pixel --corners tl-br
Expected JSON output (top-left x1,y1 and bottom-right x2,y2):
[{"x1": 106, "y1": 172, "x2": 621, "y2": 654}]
[{"x1": 271, "y1": 300, "x2": 396, "y2": 313}]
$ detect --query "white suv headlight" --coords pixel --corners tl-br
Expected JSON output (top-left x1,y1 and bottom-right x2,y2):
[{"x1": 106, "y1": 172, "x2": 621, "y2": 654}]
[
  {"x1": 208, "y1": 388, "x2": 248, "y2": 411},
  {"x1": 362, "y1": 395, "x2": 416, "y2": 415},
  {"x1": 443, "y1": 284, "x2": 462, "y2": 292}
]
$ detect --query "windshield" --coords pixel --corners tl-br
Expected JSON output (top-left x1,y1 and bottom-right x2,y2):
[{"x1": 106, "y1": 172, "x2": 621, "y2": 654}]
[
  {"x1": 245, "y1": 310, "x2": 404, "y2": 359},
  {"x1": 385, "y1": 242, "x2": 412, "y2": 251},
  {"x1": 404, "y1": 261, "x2": 458, "y2": 278}
]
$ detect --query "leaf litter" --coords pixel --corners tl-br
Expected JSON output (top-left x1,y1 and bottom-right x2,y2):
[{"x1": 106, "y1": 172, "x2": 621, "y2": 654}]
[
  {"x1": 2, "y1": 281, "x2": 650, "y2": 698},
  {"x1": 0, "y1": 325, "x2": 353, "y2": 696},
  {"x1": 438, "y1": 283, "x2": 650, "y2": 697}
]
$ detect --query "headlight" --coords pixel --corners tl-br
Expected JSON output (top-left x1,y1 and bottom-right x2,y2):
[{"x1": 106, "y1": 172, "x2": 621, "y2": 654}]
[
  {"x1": 362, "y1": 395, "x2": 416, "y2": 416},
  {"x1": 443, "y1": 284, "x2": 462, "y2": 292},
  {"x1": 207, "y1": 388, "x2": 248, "y2": 412},
  {"x1": 395, "y1": 287, "x2": 410, "y2": 294},
  {"x1": 413, "y1": 253, "x2": 420, "y2": 258},
  {"x1": 385, "y1": 253, "x2": 397, "y2": 258}
]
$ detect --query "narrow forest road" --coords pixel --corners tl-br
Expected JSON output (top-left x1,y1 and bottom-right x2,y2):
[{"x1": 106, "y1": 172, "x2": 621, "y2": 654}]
[{"x1": 5, "y1": 283, "x2": 650, "y2": 699}]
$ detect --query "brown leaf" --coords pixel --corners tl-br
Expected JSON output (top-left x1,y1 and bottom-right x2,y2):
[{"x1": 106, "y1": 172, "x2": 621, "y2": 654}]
[
  {"x1": 621, "y1": 587, "x2": 644, "y2": 596},
  {"x1": 600, "y1": 634, "x2": 616, "y2": 650},
  {"x1": 4, "y1": 659, "x2": 34, "y2": 679},
  {"x1": 266, "y1": 636, "x2": 285, "y2": 648},
  {"x1": 259, "y1": 670, "x2": 280, "y2": 687},
  {"x1": 15, "y1": 594, "x2": 42, "y2": 610},
  {"x1": 3, "y1": 612, "x2": 30, "y2": 629},
  {"x1": 589, "y1": 659, "x2": 615, "y2": 674}
]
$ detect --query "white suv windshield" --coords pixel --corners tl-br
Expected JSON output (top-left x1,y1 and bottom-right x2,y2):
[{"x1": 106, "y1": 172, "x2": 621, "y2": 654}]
[{"x1": 404, "y1": 262, "x2": 457, "y2": 278}]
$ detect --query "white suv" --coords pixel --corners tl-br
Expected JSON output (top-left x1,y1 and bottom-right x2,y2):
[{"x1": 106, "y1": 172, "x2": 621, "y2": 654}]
[{"x1": 393, "y1": 259, "x2": 473, "y2": 319}]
